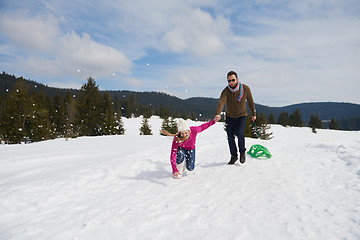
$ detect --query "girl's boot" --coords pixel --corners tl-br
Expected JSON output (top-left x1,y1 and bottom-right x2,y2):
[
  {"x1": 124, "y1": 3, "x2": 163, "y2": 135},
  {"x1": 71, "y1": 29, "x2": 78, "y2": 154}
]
[{"x1": 176, "y1": 160, "x2": 186, "y2": 176}]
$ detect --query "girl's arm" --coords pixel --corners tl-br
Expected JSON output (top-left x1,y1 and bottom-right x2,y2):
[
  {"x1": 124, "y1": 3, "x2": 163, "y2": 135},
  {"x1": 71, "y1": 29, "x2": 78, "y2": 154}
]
[
  {"x1": 170, "y1": 138, "x2": 180, "y2": 173},
  {"x1": 192, "y1": 119, "x2": 216, "y2": 133}
]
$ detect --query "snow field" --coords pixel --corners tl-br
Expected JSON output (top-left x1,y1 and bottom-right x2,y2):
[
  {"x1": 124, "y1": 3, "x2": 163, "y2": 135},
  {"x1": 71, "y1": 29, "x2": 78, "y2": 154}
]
[{"x1": 0, "y1": 116, "x2": 360, "y2": 240}]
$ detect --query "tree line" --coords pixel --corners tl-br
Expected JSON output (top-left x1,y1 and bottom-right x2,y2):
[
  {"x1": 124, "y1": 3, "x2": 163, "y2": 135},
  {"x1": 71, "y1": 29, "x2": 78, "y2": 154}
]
[
  {"x1": 0, "y1": 77, "x2": 127, "y2": 143},
  {"x1": 0, "y1": 77, "x2": 177, "y2": 143},
  {"x1": 0, "y1": 76, "x2": 348, "y2": 144},
  {"x1": 2, "y1": 72, "x2": 359, "y2": 130},
  {"x1": 267, "y1": 109, "x2": 338, "y2": 133},
  {"x1": 0, "y1": 77, "x2": 273, "y2": 143}
]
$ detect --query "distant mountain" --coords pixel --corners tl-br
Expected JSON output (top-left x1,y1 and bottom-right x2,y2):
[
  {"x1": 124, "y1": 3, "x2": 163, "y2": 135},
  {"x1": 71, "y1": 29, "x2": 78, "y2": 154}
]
[
  {"x1": 0, "y1": 72, "x2": 78, "y2": 98},
  {"x1": 1, "y1": 71, "x2": 360, "y2": 130},
  {"x1": 267, "y1": 102, "x2": 360, "y2": 122}
]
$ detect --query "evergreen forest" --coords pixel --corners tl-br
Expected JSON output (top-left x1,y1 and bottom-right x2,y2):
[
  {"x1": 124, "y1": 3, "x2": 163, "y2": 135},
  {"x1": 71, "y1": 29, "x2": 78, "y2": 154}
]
[{"x1": 1, "y1": 72, "x2": 359, "y2": 144}]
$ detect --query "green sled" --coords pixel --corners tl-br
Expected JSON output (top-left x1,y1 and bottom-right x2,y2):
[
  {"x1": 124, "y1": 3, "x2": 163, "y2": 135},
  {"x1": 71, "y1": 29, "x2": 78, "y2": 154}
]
[{"x1": 247, "y1": 144, "x2": 272, "y2": 159}]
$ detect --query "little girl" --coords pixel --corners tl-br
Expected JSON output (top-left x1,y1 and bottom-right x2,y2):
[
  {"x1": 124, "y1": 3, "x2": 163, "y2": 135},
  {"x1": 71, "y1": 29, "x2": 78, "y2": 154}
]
[{"x1": 161, "y1": 117, "x2": 219, "y2": 179}]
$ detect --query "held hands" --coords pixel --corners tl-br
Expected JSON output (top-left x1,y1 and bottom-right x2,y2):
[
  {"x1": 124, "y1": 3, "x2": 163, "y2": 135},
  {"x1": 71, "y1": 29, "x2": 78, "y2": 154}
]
[
  {"x1": 213, "y1": 115, "x2": 221, "y2": 123},
  {"x1": 213, "y1": 115, "x2": 256, "y2": 123}
]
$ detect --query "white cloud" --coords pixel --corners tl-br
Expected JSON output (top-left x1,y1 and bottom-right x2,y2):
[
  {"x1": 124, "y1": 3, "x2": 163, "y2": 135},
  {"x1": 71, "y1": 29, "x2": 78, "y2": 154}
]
[
  {"x1": 0, "y1": 12, "x2": 132, "y2": 83},
  {"x1": 177, "y1": 73, "x2": 200, "y2": 85},
  {"x1": 60, "y1": 31, "x2": 132, "y2": 76},
  {"x1": 125, "y1": 77, "x2": 143, "y2": 87},
  {"x1": 47, "y1": 81, "x2": 82, "y2": 90},
  {"x1": 0, "y1": 14, "x2": 59, "y2": 53},
  {"x1": 106, "y1": 1, "x2": 228, "y2": 57},
  {"x1": 160, "y1": 8, "x2": 229, "y2": 56}
]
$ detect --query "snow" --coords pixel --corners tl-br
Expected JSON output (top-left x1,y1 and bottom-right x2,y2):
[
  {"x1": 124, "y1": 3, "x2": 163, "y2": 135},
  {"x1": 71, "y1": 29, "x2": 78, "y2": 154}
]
[{"x1": 1, "y1": 116, "x2": 360, "y2": 240}]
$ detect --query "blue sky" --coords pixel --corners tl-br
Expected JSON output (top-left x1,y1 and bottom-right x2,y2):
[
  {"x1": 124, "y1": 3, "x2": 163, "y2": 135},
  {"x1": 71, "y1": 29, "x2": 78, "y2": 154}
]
[{"x1": 1, "y1": 0, "x2": 359, "y2": 106}]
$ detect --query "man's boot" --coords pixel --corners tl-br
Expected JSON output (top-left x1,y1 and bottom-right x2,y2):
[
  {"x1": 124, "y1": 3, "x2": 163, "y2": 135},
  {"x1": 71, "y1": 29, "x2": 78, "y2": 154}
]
[
  {"x1": 228, "y1": 155, "x2": 238, "y2": 165},
  {"x1": 240, "y1": 152, "x2": 246, "y2": 164}
]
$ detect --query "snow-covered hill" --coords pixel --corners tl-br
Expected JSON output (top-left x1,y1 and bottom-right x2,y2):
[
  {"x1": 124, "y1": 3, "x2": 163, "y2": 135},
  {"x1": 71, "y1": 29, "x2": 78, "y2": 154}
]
[{"x1": 1, "y1": 116, "x2": 360, "y2": 240}]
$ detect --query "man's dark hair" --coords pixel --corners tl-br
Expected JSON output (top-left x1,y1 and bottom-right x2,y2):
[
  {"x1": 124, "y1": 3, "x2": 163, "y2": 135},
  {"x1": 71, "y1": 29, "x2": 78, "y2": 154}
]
[{"x1": 227, "y1": 71, "x2": 238, "y2": 79}]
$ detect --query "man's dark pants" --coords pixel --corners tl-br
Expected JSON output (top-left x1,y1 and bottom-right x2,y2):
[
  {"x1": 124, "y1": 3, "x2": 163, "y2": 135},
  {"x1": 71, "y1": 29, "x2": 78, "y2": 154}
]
[{"x1": 225, "y1": 116, "x2": 247, "y2": 158}]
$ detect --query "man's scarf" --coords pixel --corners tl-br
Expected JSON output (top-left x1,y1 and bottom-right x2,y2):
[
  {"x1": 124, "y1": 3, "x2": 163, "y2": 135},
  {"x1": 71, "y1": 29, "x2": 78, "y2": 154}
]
[{"x1": 228, "y1": 82, "x2": 244, "y2": 102}]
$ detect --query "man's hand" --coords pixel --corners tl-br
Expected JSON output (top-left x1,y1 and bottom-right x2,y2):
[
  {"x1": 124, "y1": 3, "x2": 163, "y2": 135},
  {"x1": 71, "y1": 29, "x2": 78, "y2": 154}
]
[{"x1": 214, "y1": 115, "x2": 221, "y2": 122}]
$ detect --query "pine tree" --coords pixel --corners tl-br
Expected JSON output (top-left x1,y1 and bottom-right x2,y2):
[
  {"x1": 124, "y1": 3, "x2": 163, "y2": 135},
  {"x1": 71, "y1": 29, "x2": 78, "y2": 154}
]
[
  {"x1": 6, "y1": 78, "x2": 29, "y2": 142},
  {"x1": 329, "y1": 118, "x2": 338, "y2": 130},
  {"x1": 308, "y1": 114, "x2": 323, "y2": 133},
  {"x1": 290, "y1": 109, "x2": 303, "y2": 127},
  {"x1": 158, "y1": 105, "x2": 171, "y2": 119},
  {"x1": 27, "y1": 91, "x2": 52, "y2": 142},
  {"x1": 52, "y1": 93, "x2": 67, "y2": 137},
  {"x1": 161, "y1": 117, "x2": 170, "y2": 135},
  {"x1": 161, "y1": 116, "x2": 178, "y2": 135},
  {"x1": 169, "y1": 117, "x2": 178, "y2": 133},
  {"x1": 267, "y1": 113, "x2": 275, "y2": 124},
  {"x1": 278, "y1": 112, "x2": 290, "y2": 126},
  {"x1": 45, "y1": 95, "x2": 56, "y2": 139},
  {"x1": 121, "y1": 101, "x2": 130, "y2": 118},
  {"x1": 142, "y1": 105, "x2": 152, "y2": 118},
  {"x1": 140, "y1": 118, "x2": 152, "y2": 135},
  {"x1": 99, "y1": 92, "x2": 117, "y2": 135},
  {"x1": 129, "y1": 94, "x2": 139, "y2": 117},
  {"x1": 115, "y1": 113, "x2": 125, "y2": 135},
  {"x1": 76, "y1": 77, "x2": 102, "y2": 136},
  {"x1": 0, "y1": 96, "x2": 4, "y2": 142},
  {"x1": 181, "y1": 111, "x2": 188, "y2": 120},
  {"x1": 250, "y1": 113, "x2": 273, "y2": 140},
  {"x1": 171, "y1": 111, "x2": 177, "y2": 118},
  {"x1": 121, "y1": 94, "x2": 137, "y2": 118},
  {"x1": 122, "y1": 94, "x2": 138, "y2": 118},
  {"x1": 1, "y1": 78, "x2": 33, "y2": 143},
  {"x1": 113, "y1": 95, "x2": 122, "y2": 116},
  {"x1": 64, "y1": 92, "x2": 77, "y2": 138}
]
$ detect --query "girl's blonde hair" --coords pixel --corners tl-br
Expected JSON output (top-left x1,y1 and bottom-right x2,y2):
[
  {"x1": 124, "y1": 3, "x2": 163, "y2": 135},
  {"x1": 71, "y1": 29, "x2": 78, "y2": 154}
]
[{"x1": 160, "y1": 129, "x2": 190, "y2": 143}]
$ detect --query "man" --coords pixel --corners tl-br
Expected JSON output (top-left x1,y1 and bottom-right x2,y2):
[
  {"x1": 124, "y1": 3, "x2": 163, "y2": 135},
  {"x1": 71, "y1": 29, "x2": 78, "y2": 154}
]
[{"x1": 214, "y1": 71, "x2": 256, "y2": 165}]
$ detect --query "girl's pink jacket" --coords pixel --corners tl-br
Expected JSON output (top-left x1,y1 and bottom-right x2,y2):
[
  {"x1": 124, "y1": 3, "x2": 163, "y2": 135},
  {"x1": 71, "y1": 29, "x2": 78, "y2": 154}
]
[{"x1": 169, "y1": 120, "x2": 216, "y2": 173}]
